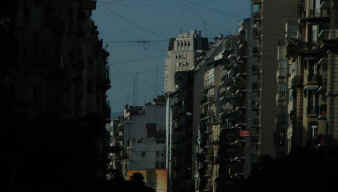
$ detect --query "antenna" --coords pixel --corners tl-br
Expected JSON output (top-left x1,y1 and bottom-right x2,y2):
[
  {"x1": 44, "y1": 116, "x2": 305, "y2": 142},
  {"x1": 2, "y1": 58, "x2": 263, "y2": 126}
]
[
  {"x1": 127, "y1": 76, "x2": 132, "y2": 105},
  {"x1": 155, "y1": 62, "x2": 159, "y2": 98},
  {"x1": 132, "y1": 72, "x2": 140, "y2": 106}
]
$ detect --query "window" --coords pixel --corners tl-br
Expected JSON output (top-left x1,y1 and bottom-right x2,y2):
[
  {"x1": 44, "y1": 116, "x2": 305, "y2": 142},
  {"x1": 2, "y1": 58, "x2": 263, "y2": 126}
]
[
  {"x1": 312, "y1": 25, "x2": 318, "y2": 43},
  {"x1": 308, "y1": 60, "x2": 314, "y2": 81},
  {"x1": 146, "y1": 123, "x2": 157, "y2": 138},
  {"x1": 307, "y1": 90, "x2": 317, "y2": 114},
  {"x1": 320, "y1": 104, "x2": 327, "y2": 114},
  {"x1": 141, "y1": 152, "x2": 146, "y2": 157},
  {"x1": 205, "y1": 68, "x2": 215, "y2": 87},
  {"x1": 312, "y1": 125, "x2": 318, "y2": 137},
  {"x1": 208, "y1": 88, "x2": 215, "y2": 97}
]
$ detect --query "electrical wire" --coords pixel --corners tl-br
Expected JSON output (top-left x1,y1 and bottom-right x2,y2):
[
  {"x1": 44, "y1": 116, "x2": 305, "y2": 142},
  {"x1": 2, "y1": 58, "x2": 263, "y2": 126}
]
[
  {"x1": 111, "y1": 54, "x2": 167, "y2": 65},
  {"x1": 99, "y1": 6, "x2": 164, "y2": 39},
  {"x1": 106, "y1": 40, "x2": 168, "y2": 44}
]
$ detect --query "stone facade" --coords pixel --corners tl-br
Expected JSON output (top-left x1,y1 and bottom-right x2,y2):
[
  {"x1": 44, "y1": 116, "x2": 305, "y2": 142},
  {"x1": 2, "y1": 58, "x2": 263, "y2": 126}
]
[{"x1": 164, "y1": 31, "x2": 209, "y2": 93}]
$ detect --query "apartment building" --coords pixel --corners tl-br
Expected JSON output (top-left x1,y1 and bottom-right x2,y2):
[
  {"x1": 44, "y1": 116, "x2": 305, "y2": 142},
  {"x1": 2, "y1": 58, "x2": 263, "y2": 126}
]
[
  {"x1": 1, "y1": 0, "x2": 111, "y2": 189},
  {"x1": 192, "y1": 34, "x2": 252, "y2": 192},
  {"x1": 251, "y1": 0, "x2": 298, "y2": 157},
  {"x1": 106, "y1": 117, "x2": 129, "y2": 180},
  {"x1": 1, "y1": 0, "x2": 110, "y2": 120},
  {"x1": 275, "y1": 20, "x2": 298, "y2": 155},
  {"x1": 123, "y1": 100, "x2": 167, "y2": 192},
  {"x1": 166, "y1": 71, "x2": 194, "y2": 192},
  {"x1": 283, "y1": 0, "x2": 338, "y2": 148}
]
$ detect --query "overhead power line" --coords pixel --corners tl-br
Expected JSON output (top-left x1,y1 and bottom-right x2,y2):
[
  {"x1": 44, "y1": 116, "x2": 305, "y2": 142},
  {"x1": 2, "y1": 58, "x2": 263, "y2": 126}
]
[
  {"x1": 107, "y1": 40, "x2": 168, "y2": 44},
  {"x1": 100, "y1": 7, "x2": 164, "y2": 39}
]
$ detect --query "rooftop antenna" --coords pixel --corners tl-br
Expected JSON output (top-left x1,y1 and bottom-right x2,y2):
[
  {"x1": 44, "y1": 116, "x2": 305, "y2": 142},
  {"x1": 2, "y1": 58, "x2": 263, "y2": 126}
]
[
  {"x1": 155, "y1": 62, "x2": 160, "y2": 98},
  {"x1": 127, "y1": 76, "x2": 132, "y2": 105},
  {"x1": 132, "y1": 72, "x2": 140, "y2": 106}
]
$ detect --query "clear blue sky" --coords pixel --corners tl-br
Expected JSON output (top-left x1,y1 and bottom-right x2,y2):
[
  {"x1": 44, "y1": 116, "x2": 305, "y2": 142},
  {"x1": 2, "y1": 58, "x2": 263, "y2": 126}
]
[{"x1": 91, "y1": 0, "x2": 250, "y2": 114}]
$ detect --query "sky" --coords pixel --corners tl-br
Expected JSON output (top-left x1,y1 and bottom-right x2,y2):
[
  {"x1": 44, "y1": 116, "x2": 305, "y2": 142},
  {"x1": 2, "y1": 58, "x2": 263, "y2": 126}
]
[{"x1": 91, "y1": 0, "x2": 250, "y2": 114}]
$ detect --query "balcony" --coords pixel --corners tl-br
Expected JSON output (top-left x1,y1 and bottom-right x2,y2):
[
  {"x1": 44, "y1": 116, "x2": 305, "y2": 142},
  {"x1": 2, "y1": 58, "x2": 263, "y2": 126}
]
[
  {"x1": 207, "y1": 96, "x2": 216, "y2": 103},
  {"x1": 301, "y1": 8, "x2": 329, "y2": 24},
  {"x1": 307, "y1": 107, "x2": 318, "y2": 118},
  {"x1": 319, "y1": 29, "x2": 338, "y2": 47},
  {"x1": 306, "y1": 74, "x2": 322, "y2": 87},
  {"x1": 316, "y1": 57, "x2": 328, "y2": 66}
]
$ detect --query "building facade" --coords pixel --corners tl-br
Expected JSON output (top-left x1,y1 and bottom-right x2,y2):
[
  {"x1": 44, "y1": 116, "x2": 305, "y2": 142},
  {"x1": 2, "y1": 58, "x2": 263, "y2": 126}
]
[
  {"x1": 251, "y1": 0, "x2": 298, "y2": 157},
  {"x1": 106, "y1": 117, "x2": 129, "y2": 180},
  {"x1": 168, "y1": 71, "x2": 194, "y2": 192},
  {"x1": 1, "y1": 0, "x2": 111, "y2": 190},
  {"x1": 164, "y1": 30, "x2": 209, "y2": 93},
  {"x1": 123, "y1": 101, "x2": 167, "y2": 192},
  {"x1": 275, "y1": 20, "x2": 298, "y2": 155},
  {"x1": 282, "y1": 0, "x2": 338, "y2": 149}
]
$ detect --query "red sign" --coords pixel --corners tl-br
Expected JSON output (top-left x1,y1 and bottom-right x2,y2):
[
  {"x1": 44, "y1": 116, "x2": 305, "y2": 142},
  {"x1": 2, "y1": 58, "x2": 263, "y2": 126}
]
[{"x1": 240, "y1": 130, "x2": 251, "y2": 137}]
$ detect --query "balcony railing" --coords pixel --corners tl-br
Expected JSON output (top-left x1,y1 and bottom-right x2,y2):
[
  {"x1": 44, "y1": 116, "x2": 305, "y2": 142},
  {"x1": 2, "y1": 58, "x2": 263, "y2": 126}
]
[
  {"x1": 308, "y1": 9, "x2": 324, "y2": 18},
  {"x1": 301, "y1": 8, "x2": 329, "y2": 23},
  {"x1": 319, "y1": 29, "x2": 338, "y2": 41}
]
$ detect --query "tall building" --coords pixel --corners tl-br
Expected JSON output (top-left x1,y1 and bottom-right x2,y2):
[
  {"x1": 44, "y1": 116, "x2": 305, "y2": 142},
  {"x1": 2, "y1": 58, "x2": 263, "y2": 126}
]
[
  {"x1": 0, "y1": 0, "x2": 110, "y2": 190},
  {"x1": 191, "y1": 33, "x2": 254, "y2": 192},
  {"x1": 282, "y1": 0, "x2": 338, "y2": 149},
  {"x1": 275, "y1": 20, "x2": 298, "y2": 155},
  {"x1": 164, "y1": 30, "x2": 209, "y2": 93},
  {"x1": 251, "y1": 0, "x2": 298, "y2": 158},
  {"x1": 1, "y1": 0, "x2": 110, "y2": 120},
  {"x1": 198, "y1": 38, "x2": 229, "y2": 192},
  {"x1": 106, "y1": 117, "x2": 129, "y2": 180},
  {"x1": 167, "y1": 71, "x2": 194, "y2": 192}
]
